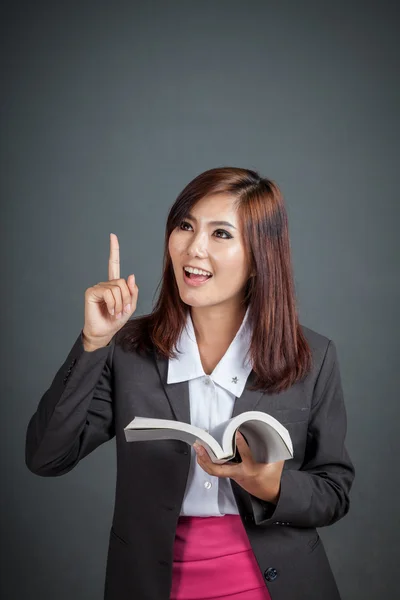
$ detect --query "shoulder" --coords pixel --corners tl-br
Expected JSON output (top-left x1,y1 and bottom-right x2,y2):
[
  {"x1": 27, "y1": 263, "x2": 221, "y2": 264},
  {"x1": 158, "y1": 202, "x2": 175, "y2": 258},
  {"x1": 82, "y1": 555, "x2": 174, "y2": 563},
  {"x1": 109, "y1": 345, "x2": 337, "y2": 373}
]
[
  {"x1": 299, "y1": 323, "x2": 339, "y2": 378},
  {"x1": 300, "y1": 323, "x2": 331, "y2": 351}
]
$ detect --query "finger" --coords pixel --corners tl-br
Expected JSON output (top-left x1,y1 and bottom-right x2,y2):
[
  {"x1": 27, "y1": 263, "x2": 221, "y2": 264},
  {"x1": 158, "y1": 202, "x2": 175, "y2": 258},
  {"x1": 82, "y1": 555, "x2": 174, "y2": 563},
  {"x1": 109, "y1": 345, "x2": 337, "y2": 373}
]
[
  {"x1": 108, "y1": 284, "x2": 123, "y2": 317},
  {"x1": 126, "y1": 274, "x2": 138, "y2": 302},
  {"x1": 194, "y1": 445, "x2": 218, "y2": 474},
  {"x1": 102, "y1": 287, "x2": 117, "y2": 317},
  {"x1": 235, "y1": 431, "x2": 253, "y2": 462},
  {"x1": 194, "y1": 445, "x2": 239, "y2": 478},
  {"x1": 111, "y1": 278, "x2": 135, "y2": 314},
  {"x1": 200, "y1": 459, "x2": 240, "y2": 479},
  {"x1": 108, "y1": 233, "x2": 120, "y2": 281}
]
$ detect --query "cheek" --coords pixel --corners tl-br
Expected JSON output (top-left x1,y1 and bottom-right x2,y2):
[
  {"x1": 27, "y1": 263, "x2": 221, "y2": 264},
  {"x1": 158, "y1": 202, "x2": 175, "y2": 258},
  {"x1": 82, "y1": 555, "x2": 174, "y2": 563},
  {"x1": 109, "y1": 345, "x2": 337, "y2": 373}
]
[
  {"x1": 168, "y1": 233, "x2": 188, "y2": 275},
  {"x1": 168, "y1": 233, "x2": 180, "y2": 261},
  {"x1": 167, "y1": 237, "x2": 173, "y2": 257},
  {"x1": 217, "y1": 246, "x2": 248, "y2": 276}
]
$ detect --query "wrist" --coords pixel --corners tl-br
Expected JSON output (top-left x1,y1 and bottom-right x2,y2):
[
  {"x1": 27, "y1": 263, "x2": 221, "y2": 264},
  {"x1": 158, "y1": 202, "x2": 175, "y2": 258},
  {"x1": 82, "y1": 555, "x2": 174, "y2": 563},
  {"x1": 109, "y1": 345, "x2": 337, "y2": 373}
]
[
  {"x1": 82, "y1": 331, "x2": 112, "y2": 352},
  {"x1": 253, "y1": 473, "x2": 281, "y2": 505},
  {"x1": 266, "y1": 485, "x2": 281, "y2": 505}
]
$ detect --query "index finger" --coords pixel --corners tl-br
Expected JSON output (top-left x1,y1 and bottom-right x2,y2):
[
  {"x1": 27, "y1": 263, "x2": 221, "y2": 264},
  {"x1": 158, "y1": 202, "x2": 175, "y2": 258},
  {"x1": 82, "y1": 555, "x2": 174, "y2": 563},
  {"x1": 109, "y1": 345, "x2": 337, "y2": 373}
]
[{"x1": 108, "y1": 233, "x2": 120, "y2": 281}]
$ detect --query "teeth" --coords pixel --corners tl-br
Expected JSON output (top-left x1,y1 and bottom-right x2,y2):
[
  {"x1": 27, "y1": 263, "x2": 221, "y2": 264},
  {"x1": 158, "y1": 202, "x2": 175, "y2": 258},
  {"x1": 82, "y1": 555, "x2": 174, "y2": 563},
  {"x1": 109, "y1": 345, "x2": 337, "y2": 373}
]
[{"x1": 184, "y1": 266, "x2": 212, "y2": 277}]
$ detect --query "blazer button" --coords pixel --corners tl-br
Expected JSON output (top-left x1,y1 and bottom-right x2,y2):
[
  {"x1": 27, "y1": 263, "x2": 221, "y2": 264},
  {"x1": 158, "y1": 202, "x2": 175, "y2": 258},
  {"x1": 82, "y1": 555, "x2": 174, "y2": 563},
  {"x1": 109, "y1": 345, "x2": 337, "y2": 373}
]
[{"x1": 264, "y1": 567, "x2": 278, "y2": 582}]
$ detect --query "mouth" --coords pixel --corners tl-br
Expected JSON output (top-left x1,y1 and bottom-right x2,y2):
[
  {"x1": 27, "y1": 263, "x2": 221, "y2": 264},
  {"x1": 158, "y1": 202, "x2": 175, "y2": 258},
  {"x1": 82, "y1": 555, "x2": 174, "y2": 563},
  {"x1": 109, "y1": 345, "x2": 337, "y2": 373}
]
[{"x1": 182, "y1": 266, "x2": 213, "y2": 287}]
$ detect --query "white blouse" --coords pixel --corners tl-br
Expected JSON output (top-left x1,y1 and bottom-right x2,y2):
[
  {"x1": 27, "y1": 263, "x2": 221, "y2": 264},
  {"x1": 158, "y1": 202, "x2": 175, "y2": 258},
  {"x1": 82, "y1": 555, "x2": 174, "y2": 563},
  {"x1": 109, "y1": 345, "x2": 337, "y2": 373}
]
[{"x1": 167, "y1": 306, "x2": 253, "y2": 517}]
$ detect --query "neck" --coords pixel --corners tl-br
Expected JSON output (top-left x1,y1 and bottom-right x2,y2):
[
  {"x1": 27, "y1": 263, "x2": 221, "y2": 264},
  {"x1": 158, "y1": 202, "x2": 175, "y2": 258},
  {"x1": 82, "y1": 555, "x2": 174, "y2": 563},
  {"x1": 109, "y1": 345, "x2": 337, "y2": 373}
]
[{"x1": 189, "y1": 300, "x2": 247, "y2": 348}]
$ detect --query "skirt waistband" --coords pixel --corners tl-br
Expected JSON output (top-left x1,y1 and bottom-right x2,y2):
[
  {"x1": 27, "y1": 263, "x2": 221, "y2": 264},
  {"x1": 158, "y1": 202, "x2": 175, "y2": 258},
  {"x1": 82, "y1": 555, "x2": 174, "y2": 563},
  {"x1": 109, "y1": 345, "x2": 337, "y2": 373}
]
[
  {"x1": 170, "y1": 515, "x2": 271, "y2": 600},
  {"x1": 173, "y1": 515, "x2": 252, "y2": 562}
]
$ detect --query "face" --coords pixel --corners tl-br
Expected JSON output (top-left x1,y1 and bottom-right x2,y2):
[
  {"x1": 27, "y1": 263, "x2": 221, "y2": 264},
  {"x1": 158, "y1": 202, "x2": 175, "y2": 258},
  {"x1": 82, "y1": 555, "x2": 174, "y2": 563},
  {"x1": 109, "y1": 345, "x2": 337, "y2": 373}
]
[{"x1": 168, "y1": 193, "x2": 252, "y2": 310}]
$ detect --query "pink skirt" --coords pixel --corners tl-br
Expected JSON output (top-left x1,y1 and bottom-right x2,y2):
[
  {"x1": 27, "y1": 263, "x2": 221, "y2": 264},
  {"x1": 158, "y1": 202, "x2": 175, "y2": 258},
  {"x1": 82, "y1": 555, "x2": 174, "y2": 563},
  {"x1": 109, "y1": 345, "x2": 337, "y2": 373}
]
[{"x1": 170, "y1": 515, "x2": 272, "y2": 600}]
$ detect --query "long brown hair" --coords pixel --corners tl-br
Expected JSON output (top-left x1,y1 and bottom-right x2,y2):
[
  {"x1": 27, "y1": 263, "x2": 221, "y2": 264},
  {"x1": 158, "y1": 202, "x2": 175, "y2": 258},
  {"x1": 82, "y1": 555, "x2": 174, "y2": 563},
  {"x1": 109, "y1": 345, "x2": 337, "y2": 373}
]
[{"x1": 117, "y1": 167, "x2": 312, "y2": 393}]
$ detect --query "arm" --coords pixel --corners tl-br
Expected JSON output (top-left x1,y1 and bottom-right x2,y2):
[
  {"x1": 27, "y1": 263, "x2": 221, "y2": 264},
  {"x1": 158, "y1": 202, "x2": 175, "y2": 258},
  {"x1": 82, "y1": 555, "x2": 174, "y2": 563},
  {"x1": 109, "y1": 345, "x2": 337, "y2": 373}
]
[
  {"x1": 25, "y1": 330, "x2": 115, "y2": 477},
  {"x1": 248, "y1": 339, "x2": 355, "y2": 528}
]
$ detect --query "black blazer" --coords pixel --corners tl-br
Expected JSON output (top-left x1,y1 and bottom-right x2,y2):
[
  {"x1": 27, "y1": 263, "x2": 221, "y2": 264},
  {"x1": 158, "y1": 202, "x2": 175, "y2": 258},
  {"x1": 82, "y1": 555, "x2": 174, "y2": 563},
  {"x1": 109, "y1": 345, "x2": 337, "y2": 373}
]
[{"x1": 25, "y1": 324, "x2": 355, "y2": 600}]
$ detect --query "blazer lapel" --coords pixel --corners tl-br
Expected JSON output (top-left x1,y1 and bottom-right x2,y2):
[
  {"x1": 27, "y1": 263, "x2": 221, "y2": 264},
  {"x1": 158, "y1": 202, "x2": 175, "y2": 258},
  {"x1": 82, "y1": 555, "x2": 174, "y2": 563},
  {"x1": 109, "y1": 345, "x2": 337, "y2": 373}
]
[
  {"x1": 153, "y1": 350, "x2": 191, "y2": 425},
  {"x1": 231, "y1": 370, "x2": 265, "y2": 418},
  {"x1": 153, "y1": 350, "x2": 265, "y2": 424}
]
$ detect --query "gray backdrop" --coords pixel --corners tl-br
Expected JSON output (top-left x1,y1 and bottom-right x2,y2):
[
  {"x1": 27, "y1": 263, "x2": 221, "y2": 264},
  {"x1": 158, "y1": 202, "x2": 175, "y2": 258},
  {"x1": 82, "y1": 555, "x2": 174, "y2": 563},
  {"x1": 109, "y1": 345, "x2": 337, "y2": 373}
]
[{"x1": 2, "y1": 1, "x2": 398, "y2": 598}]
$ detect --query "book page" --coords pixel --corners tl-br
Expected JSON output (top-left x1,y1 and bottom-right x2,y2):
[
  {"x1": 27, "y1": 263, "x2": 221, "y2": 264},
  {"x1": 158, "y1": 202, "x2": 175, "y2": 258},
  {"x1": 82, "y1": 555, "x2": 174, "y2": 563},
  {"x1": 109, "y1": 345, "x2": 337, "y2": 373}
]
[{"x1": 124, "y1": 421, "x2": 226, "y2": 460}]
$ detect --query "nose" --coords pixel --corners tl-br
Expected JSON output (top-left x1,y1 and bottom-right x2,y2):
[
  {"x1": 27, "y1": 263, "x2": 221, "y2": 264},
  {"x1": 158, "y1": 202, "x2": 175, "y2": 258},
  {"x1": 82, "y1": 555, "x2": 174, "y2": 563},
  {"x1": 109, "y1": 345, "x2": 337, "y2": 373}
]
[{"x1": 186, "y1": 230, "x2": 208, "y2": 258}]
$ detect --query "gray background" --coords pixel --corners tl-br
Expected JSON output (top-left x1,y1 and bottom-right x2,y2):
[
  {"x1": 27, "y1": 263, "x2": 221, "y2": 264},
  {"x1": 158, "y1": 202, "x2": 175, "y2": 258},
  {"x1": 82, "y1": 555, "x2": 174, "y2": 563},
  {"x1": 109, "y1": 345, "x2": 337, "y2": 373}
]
[{"x1": 2, "y1": 0, "x2": 399, "y2": 598}]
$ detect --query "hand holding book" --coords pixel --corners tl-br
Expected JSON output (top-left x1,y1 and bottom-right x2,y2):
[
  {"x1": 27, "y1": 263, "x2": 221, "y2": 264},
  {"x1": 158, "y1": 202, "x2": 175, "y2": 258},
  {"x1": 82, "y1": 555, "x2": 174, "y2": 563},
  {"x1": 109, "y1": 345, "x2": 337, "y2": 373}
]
[
  {"x1": 124, "y1": 410, "x2": 293, "y2": 464},
  {"x1": 124, "y1": 411, "x2": 292, "y2": 504},
  {"x1": 194, "y1": 430, "x2": 284, "y2": 504}
]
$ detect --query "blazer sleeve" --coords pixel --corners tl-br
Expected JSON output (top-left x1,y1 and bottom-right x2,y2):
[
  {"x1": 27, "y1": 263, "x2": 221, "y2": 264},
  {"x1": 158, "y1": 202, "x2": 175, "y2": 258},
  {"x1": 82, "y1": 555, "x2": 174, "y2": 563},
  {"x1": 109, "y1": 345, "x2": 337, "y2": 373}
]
[
  {"x1": 25, "y1": 330, "x2": 116, "y2": 477},
  {"x1": 248, "y1": 339, "x2": 355, "y2": 528}
]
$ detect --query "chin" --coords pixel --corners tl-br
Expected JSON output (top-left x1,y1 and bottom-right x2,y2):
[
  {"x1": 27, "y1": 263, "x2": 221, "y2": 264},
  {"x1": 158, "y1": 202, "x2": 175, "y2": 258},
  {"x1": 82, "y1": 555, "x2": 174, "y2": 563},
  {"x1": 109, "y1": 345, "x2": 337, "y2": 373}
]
[
  {"x1": 179, "y1": 293, "x2": 207, "y2": 308},
  {"x1": 179, "y1": 290, "x2": 224, "y2": 310}
]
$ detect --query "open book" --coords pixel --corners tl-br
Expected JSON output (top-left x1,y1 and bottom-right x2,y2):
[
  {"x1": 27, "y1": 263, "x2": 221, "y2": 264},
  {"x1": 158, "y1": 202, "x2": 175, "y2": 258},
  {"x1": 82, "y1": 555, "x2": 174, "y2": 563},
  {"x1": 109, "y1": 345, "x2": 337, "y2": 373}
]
[{"x1": 124, "y1": 411, "x2": 293, "y2": 464}]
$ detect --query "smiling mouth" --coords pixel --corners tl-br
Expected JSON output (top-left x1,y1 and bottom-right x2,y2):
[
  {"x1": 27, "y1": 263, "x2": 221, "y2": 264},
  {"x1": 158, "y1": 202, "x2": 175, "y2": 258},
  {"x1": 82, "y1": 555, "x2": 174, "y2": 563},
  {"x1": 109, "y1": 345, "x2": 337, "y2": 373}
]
[
  {"x1": 183, "y1": 267, "x2": 213, "y2": 279},
  {"x1": 182, "y1": 267, "x2": 213, "y2": 286}
]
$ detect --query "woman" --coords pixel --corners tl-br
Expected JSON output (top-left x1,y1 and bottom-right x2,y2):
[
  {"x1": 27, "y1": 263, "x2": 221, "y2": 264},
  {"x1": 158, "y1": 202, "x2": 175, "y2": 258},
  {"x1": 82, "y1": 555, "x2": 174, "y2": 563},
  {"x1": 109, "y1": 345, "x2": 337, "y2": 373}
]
[{"x1": 25, "y1": 167, "x2": 355, "y2": 600}]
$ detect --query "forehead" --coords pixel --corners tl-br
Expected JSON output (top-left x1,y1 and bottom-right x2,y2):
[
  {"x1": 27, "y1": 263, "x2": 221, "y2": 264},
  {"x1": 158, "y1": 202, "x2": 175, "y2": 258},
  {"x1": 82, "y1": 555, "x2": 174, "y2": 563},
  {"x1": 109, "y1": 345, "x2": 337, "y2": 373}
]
[{"x1": 190, "y1": 193, "x2": 238, "y2": 221}]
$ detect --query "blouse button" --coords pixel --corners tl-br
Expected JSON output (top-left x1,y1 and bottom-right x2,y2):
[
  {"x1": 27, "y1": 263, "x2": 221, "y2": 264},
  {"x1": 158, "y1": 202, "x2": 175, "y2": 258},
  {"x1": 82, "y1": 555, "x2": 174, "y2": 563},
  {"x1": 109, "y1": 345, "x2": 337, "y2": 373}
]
[{"x1": 204, "y1": 481, "x2": 212, "y2": 490}]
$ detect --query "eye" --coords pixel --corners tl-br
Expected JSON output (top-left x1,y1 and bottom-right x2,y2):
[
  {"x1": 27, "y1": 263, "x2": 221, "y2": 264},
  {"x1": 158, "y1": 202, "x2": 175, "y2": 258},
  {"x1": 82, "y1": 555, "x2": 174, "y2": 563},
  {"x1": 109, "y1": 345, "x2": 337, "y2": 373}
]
[
  {"x1": 180, "y1": 220, "x2": 192, "y2": 231},
  {"x1": 214, "y1": 229, "x2": 232, "y2": 239},
  {"x1": 179, "y1": 221, "x2": 232, "y2": 240}
]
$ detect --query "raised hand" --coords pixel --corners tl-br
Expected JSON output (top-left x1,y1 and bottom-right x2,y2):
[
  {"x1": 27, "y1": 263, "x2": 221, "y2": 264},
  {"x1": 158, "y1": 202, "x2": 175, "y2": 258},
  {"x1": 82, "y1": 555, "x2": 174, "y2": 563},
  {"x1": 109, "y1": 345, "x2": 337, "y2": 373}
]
[{"x1": 82, "y1": 233, "x2": 138, "y2": 351}]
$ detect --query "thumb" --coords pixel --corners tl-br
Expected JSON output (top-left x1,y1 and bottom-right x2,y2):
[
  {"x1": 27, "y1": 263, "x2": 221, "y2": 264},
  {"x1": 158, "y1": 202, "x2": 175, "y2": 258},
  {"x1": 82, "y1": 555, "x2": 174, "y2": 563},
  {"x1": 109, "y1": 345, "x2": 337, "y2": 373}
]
[
  {"x1": 127, "y1": 274, "x2": 136, "y2": 294},
  {"x1": 235, "y1": 430, "x2": 252, "y2": 461}
]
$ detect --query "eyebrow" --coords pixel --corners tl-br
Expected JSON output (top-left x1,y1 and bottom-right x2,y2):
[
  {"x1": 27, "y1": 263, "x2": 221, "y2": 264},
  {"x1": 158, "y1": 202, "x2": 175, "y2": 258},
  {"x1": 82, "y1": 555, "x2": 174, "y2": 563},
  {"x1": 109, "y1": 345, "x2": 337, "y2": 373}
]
[{"x1": 185, "y1": 213, "x2": 237, "y2": 230}]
